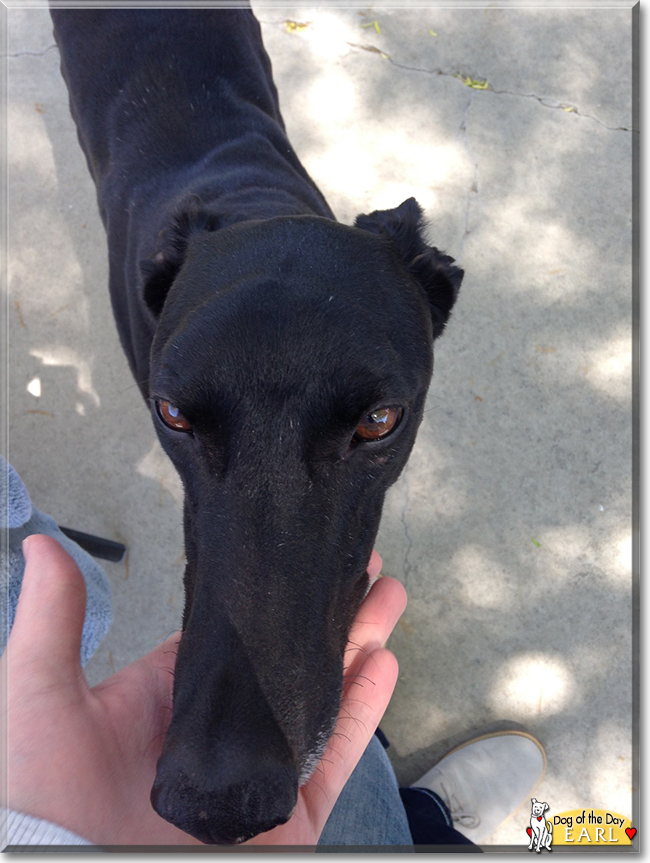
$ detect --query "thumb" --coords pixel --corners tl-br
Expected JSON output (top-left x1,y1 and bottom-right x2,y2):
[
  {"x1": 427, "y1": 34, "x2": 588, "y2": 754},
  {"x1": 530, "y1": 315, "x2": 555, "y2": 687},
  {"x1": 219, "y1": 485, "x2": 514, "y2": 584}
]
[{"x1": 7, "y1": 535, "x2": 87, "y2": 681}]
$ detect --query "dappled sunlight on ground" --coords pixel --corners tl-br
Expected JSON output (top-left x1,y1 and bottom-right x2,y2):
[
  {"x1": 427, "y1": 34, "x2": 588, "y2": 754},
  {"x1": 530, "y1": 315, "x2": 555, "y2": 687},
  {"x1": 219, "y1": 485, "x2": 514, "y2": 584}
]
[
  {"x1": 29, "y1": 345, "x2": 100, "y2": 407},
  {"x1": 136, "y1": 440, "x2": 184, "y2": 507},
  {"x1": 451, "y1": 545, "x2": 515, "y2": 610},
  {"x1": 488, "y1": 653, "x2": 574, "y2": 720},
  {"x1": 616, "y1": 533, "x2": 632, "y2": 575},
  {"x1": 583, "y1": 334, "x2": 632, "y2": 401},
  {"x1": 7, "y1": 102, "x2": 55, "y2": 179}
]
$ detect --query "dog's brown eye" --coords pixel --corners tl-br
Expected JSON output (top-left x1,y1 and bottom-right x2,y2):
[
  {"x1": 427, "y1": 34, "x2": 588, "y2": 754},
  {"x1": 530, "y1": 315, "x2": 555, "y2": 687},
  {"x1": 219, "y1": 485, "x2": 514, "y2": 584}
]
[
  {"x1": 354, "y1": 407, "x2": 403, "y2": 442},
  {"x1": 157, "y1": 399, "x2": 192, "y2": 432}
]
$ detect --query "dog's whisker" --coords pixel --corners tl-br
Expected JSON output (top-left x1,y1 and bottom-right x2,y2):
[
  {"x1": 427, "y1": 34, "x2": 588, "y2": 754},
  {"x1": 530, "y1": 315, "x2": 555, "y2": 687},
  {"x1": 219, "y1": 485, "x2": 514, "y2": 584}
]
[
  {"x1": 118, "y1": 377, "x2": 150, "y2": 395},
  {"x1": 162, "y1": 644, "x2": 180, "y2": 656},
  {"x1": 144, "y1": 729, "x2": 170, "y2": 758},
  {"x1": 344, "y1": 642, "x2": 371, "y2": 658},
  {"x1": 323, "y1": 741, "x2": 345, "y2": 766},
  {"x1": 344, "y1": 644, "x2": 384, "y2": 677},
  {"x1": 344, "y1": 678, "x2": 373, "y2": 690},
  {"x1": 343, "y1": 673, "x2": 375, "y2": 686},
  {"x1": 329, "y1": 730, "x2": 352, "y2": 743},
  {"x1": 342, "y1": 697, "x2": 373, "y2": 707},
  {"x1": 306, "y1": 774, "x2": 329, "y2": 804},
  {"x1": 162, "y1": 642, "x2": 180, "y2": 656},
  {"x1": 336, "y1": 705, "x2": 369, "y2": 735}
]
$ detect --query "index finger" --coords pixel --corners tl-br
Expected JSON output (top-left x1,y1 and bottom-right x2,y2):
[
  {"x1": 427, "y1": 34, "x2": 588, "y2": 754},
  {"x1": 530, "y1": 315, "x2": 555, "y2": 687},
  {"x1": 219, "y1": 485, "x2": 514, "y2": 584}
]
[{"x1": 343, "y1": 576, "x2": 407, "y2": 678}]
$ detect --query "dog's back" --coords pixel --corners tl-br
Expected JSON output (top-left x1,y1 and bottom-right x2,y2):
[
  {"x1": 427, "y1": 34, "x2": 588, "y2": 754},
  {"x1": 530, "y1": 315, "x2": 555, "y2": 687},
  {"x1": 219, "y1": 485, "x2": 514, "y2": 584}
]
[
  {"x1": 52, "y1": 9, "x2": 329, "y2": 214},
  {"x1": 52, "y1": 8, "x2": 333, "y2": 387}
]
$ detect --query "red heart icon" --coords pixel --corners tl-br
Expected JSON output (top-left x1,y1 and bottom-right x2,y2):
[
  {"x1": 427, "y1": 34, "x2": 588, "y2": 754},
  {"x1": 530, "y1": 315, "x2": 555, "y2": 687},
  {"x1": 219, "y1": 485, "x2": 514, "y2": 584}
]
[
  {"x1": 537, "y1": 816, "x2": 543, "y2": 821},
  {"x1": 626, "y1": 827, "x2": 636, "y2": 840},
  {"x1": 526, "y1": 827, "x2": 532, "y2": 837}
]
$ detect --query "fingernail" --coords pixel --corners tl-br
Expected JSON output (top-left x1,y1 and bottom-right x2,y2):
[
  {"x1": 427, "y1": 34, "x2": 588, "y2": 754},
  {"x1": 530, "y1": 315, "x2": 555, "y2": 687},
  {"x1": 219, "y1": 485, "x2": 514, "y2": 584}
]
[{"x1": 21, "y1": 536, "x2": 33, "y2": 560}]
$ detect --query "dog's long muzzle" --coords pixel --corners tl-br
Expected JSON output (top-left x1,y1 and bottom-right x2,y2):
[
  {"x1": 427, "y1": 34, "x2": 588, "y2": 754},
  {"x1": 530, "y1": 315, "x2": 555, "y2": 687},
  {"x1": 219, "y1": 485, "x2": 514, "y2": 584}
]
[
  {"x1": 152, "y1": 739, "x2": 298, "y2": 845},
  {"x1": 150, "y1": 607, "x2": 301, "y2": 844},
  {"x1": 149, "y1": 567, "x2": 350, "y2": 845}
]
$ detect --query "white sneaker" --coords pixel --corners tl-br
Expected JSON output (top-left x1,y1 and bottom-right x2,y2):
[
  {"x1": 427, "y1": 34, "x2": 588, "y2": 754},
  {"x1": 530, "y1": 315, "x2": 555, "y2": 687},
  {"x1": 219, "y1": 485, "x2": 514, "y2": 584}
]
[{"x1": 412, "y1": 730, "x2": 546, "y2": 845}]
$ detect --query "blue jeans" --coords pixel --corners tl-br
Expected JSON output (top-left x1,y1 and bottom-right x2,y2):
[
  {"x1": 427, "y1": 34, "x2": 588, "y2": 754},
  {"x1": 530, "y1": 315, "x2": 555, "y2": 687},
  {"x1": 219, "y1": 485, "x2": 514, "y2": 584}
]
[
  {"x1": 318, "y1": 735, "x2": 479, "y2": 850},
  {"x1": 318, "y1": 735, "x2": 413, "y2": 849}
]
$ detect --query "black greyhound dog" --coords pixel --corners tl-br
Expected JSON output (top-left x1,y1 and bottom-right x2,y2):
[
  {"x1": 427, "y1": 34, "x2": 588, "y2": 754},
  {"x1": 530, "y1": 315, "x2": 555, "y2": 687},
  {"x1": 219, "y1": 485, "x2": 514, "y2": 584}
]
[{"x1": 50, "y1": 5, "x2": 463, "y2": 845}]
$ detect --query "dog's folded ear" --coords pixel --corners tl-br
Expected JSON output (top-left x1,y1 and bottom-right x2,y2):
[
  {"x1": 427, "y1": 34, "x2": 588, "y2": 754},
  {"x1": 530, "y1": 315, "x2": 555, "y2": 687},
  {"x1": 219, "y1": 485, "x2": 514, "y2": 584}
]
[
  {"x1": 354, "y1": 197, "x2": 464, "y2": 339},
  {"x1": 141, "y1": 195, "x2": 220, "y2": 318}
]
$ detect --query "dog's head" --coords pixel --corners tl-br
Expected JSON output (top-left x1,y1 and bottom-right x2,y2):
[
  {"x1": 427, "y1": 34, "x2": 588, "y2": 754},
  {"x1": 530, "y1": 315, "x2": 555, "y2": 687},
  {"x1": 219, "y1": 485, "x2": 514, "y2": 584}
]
[
  {"x1": 141, "y1": 198, "x2": 462, "y2": 843},
  {"x1": 531, "y1": 798, "x2": 549, "y2": 818}
]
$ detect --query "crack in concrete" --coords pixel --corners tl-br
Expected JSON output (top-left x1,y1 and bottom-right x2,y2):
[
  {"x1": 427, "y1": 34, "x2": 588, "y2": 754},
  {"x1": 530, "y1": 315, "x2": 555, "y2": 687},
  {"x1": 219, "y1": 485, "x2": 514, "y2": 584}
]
[
  {"x1": 488, "y1": 84, "x2": 635, "y2": 132},
  {"x1": 2, "y1": 44, "x2": 58, "y2": 59},
  {"x1": 457, "y1": 92, "x2": 482, "y2": 263},
  {"x1": 11, "y1": 29, "x2": 632, "y2": 132},
  {"x1": 350, "y1": 46, "x2": 635, "y2": 134}
]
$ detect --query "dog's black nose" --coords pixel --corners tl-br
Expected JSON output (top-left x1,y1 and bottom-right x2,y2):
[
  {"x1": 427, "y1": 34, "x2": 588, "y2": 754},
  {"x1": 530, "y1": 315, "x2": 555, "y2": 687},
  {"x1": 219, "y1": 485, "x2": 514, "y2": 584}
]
[{"x1": 151, "y1": 747, "x2": 298, "y2": 845}]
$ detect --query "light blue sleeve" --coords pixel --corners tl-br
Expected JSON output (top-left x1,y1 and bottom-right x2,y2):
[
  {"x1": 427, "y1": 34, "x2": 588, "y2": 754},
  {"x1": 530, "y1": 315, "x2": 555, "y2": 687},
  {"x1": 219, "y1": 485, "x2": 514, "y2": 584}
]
[
  {"x1": 1, "y1": 454, "x2": 112, "y2": 665},
  {"x1": 2, "y1": 808, "x2": 93, "y2": 848}
]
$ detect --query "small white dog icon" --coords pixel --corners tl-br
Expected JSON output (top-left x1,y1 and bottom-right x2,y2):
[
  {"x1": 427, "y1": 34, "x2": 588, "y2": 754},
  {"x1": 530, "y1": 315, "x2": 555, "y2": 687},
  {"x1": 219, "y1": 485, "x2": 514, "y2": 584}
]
[{"x1": 528, "y1": 798, "x2": 553, "y2": 852}]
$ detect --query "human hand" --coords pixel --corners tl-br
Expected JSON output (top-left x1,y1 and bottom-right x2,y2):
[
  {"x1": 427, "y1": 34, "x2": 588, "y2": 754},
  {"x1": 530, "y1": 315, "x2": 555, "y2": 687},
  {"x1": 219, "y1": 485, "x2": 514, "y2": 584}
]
[
  {"x1": 5, "y1": 535, "x2": 406, "y2": 846},
  {"x1": 5, "y1": 534, "x2": 202, "y2": 846}
]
